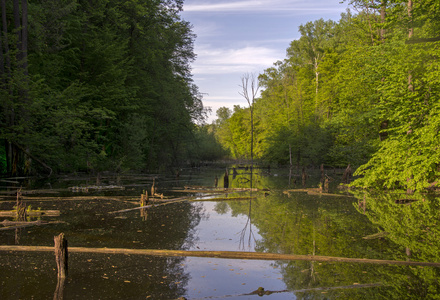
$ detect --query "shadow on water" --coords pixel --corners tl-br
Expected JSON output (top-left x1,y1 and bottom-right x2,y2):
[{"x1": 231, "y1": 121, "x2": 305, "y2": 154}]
[{"x1": 1, "y1": 166, "x2": 440, "y2": 299}]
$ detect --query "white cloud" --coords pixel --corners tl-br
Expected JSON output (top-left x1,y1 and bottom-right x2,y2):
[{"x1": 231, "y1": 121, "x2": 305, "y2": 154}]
[
  {"x1": 192, "y1": 45, "x2": 280, "y2": 75},
  {"x1": 184, "y1": 0, "x2": 344, "y2": 13}
]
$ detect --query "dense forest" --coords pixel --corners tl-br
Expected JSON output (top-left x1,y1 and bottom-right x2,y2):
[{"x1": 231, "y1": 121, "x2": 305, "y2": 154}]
[
  {"x1": 0, "y1": 0, "x2": 226, "y2": 176},
  {"x1": 211, "y1": 0, "x2": 440, "y2": 192},
  {"x1": 1, "y1": 1, "x2": 439, "y2": 193}
]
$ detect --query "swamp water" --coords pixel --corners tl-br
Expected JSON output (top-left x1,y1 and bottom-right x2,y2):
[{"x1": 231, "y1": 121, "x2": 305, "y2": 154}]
[{"x1": 1, "y1": 166, "x2": 440, "y2": 299}]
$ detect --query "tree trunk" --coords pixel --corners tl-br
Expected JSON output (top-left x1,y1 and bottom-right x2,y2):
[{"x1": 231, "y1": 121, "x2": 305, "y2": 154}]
[
  {"x1": 407, "y1": 0, "x2": 413, "y2": 39},
  {"x1": 21, "y1": 0, "x2": 28, "y2": 75},
  {"x1": 1, "y1": 0, "x2": 14, "y2": 175},
  {"x1": 13, "y1": 0, "x2": 21, "y2": 62},
  {"x1": 380, "y1": 0, "x2": 387, "y2": 42}
]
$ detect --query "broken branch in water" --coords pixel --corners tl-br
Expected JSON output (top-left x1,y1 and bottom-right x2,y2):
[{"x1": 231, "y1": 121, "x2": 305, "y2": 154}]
[{"x1": 108, "y1": 198, "x2": 191, "y2": 214}]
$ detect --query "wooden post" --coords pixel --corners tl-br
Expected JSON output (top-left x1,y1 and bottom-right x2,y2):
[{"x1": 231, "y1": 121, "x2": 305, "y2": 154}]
[
  {"x1": 214, "y1": 176, "x2": 218, "y2": 188},
  {"x1": 54, "y1": 233, "x2": 68, "y2": 278}
]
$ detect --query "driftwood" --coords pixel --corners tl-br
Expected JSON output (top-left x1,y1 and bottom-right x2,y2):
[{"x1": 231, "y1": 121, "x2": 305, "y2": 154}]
[
  {"x1": 0, "y1": 195, "x2": 140, "y2": 203},
  {"x1": 0, "y1": 210, "x2": 60, "y2": 217},
  {"x1": 175, "y1": 187, "x2": 259, "y2": 193},
  {"x1": 0, "y1": 220, "x2": 65, "y2": 231},
  {"x1": 109, "y1": 195, "x2": 257, "y2": 214},
  {"x1": 0, "y1": 245, "x2": 439, "y2": 267},
  {"x1": 194, "y1": 196, "x2": 256, "y2": 202},
  {"x1": 69, "y1": 185, "x2": 125, "y2": 192},
  {"x1": 283, "y1": 189, "x2": 351, "y2": 197},
  {"x1": 108, "y1": 198, "x2": 190, "y2": 214}
]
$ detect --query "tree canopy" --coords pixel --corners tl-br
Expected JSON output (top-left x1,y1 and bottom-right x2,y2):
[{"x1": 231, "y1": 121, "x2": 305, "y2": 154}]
[{"x1": 212, "y1": 0, "x2": 440, "y2": 192}]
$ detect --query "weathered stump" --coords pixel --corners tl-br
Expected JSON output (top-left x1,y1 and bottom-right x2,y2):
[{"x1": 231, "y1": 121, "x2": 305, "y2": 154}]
[
  {"x1": 54, "y1": 233, "x2": 68, "y2": 278},
  {"x1": 16, "y1": 202, "x2": 27, "y2": 221},
  {"x1": 16, "y1": 188, "x2": 27, "y2": 221},
  {"x1": 151, "y1": 178, "x2": 156, "y2": 196}
]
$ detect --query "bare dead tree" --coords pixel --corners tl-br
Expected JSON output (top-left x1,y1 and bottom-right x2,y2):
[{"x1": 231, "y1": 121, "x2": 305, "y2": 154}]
[{"x1": 239, "y1": 73, "x2": 260, "y2": 187}]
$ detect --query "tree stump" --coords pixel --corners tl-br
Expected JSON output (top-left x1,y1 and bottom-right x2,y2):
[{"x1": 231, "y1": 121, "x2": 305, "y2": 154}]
[
  {"x1": 223, "y1": 170, "x2": 229, "y2": 189},
  {"x1": 151, "y1": 178, "x2": 156, "y2": 196},
  {"x1": 54, "y1": 233, "x2": 68, "y2": 278}
]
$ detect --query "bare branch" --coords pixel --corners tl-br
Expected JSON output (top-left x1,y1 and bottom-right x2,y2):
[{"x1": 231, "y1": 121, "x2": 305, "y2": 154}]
[{"x1": 239, "y1": 72, "x2": 260, "y2": 107}]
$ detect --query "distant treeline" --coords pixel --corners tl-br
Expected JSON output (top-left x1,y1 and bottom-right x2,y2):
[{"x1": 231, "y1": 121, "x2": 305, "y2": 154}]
[
  {"x1": 210, "y1": 1, "x2": 440, "y2": 192},
  {"x1": 0, "y1": 0, "x2": 226, "y2": 175}
]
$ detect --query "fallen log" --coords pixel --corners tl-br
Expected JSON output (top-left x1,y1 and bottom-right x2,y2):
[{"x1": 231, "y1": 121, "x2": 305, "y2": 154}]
[
  {"x1": 0, "y1": 210, "x2": 60, "y2": 217},
  {"x1": 108, "y1": 198, "x2": 190, "y2": 214},
  {"x1": 0, "y1": 246, "x2": 439, "y2": 267},
  {"x1": 0, "y1": 220, "x2": 65, "y2": 231},
  {"x1": 174, "y1": 187, "x2": 259, "y2": 193},
  {"x1": 194, "y1": 196, "x2": 256, "y2": 202},
  {"x1": 283, "y1": 189, "x2": 352, "y2": 197},
  {"x1": 0, "y1": 195, "x2": 140, "y2": 203}
]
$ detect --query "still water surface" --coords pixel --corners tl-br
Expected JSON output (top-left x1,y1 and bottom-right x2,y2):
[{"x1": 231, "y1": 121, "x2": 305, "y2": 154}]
[{"x1": 1, "y1": 166, "x2": 439, "y2": 299}]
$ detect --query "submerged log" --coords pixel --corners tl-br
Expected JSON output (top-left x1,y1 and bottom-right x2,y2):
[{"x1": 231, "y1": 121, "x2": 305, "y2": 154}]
[
  {"x1": 0, "y1": 195, "x2": 139, "y2": 203},
  {"x1": 283, "y1": 189, "x2": 350, "y2": 197},
  {"x1": 0, "y1": 220, "x2": 64, "y2": 231},
  {"x1": 1, "y1": 245, "x2": 440, "y2": 267},
  {"x1": 0, "y1": 210, "x2": 60, "y2": 217},
  {"x1": 195, "y1": 196, "x2": 256, "y2": 202}
]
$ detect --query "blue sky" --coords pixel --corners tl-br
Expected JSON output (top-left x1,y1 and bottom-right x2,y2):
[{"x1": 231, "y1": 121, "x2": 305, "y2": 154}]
[{"x1": 180, "y1": 0, "x2": 349, "y2": 122}]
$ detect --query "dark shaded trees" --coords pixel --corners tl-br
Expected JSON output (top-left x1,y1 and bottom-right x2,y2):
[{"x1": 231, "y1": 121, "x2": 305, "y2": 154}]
[{"x1": 0, "y1": 0, "x2": 209, "y2": 175}]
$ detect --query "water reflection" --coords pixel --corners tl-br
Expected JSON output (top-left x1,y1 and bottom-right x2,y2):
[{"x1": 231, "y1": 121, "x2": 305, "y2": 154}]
[{"x1": 1, "y1": 168, "x2": 440, "y2": 299}]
